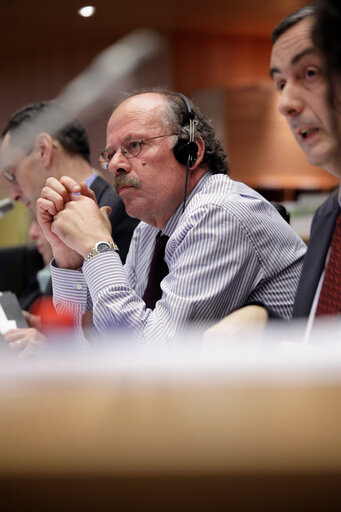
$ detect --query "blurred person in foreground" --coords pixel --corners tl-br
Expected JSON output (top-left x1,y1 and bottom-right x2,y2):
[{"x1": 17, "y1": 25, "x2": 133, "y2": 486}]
[{"x1": 36, "y1": 88, "x2": 305, "y2": 348}]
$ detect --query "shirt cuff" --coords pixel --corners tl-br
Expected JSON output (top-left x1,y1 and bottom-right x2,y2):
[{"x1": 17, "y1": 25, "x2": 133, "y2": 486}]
[
  {"x1": 82, "y1": 251, "x2": 128, "y2": 300},
  {"x1": 51, "y1": 260, "x2": 88, "y2": 304}
]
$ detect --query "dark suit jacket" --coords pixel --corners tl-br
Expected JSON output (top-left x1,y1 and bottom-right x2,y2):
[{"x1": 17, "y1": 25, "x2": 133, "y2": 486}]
[
  {"x1": 293, "y1": 189, "x2": 340, "y2": 318},
  {"x1": 0, "y1": 244, "x2": 44, "y2": 309},
  {"x1": 0, "y1": 174, "x2": 139, "y2": 311}
]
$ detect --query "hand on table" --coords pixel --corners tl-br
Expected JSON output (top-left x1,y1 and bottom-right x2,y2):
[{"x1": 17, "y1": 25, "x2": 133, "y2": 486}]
[{"x1": 4, "y1": 327, "x2": 46, "y2": 361}]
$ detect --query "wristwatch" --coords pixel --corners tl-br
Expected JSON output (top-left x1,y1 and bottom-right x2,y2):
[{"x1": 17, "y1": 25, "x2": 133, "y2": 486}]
[{"x1": 84, "y1": 241, "x2": 119, "y2": 262}]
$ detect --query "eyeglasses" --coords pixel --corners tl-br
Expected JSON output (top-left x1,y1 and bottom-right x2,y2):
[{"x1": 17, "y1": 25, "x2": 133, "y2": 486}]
[
  {"x1": 3, "y1": 166, "x2": 17, "y2": 183},
  {"x1": 99, "y1": 133, "x2": 178, "y2": 170},
  {"x1": 2, "y1": 147, "x2": 33, "y2": 184},
  {"x1": 2, "y1": 143, "x2": 58, "y2": 184}
]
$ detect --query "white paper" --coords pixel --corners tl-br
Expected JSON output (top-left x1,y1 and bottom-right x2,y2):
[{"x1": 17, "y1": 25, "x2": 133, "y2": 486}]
[{"x1": 0, "y1": 303, "x2": 17, "y2": 334}]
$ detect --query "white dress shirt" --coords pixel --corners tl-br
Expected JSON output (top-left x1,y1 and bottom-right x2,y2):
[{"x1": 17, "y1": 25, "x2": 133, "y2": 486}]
[{"x1": 52, "y1": 172, "x2": 306, "y2": 346}]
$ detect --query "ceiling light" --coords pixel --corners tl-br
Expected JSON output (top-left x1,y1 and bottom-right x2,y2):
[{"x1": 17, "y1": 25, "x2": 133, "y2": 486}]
[{"x1": 78, "y1": 6, "x2": 96, "y2": 18}]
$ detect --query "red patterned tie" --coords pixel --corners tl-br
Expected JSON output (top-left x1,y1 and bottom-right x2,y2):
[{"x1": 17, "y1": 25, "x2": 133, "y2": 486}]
[{"x1": 316, "y1": 211, "x2": 341, "y2": 316}]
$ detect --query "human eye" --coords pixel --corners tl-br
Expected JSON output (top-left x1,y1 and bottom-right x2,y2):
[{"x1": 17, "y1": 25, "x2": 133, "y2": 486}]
[
  {"x1": 125, "y1": 140, "x2": 141, "y2": 157},
  {"x1": 305, "y1": 66, "x2": 320, "y2": 80},
  {"x1": 274, "y1": 78, "x2": 286, "y2": 92},
  {"x1": 99, "y1": 149, "x2": 115, "y2": 169},
  {"x1": 298, "y1": 62, "x2": 324, "y2": 88},
  {"x1": 127, "y1": 140, "x2": 140, "y2": 151},
  {"x1": 105, "y1": 149, "x2": 115, "y2": 162}
]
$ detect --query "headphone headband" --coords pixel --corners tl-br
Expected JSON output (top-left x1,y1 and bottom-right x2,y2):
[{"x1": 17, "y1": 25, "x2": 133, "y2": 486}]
[
  {"x1": 172, "y1": 92, "x2": 200, "y2": 214},
  {"x1": 177, "y1": 93, "x2": 195, "y2": 122}
]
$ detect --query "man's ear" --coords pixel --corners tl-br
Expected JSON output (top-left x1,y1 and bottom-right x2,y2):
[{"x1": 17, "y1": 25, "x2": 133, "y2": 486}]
[{"x1": 34, "y1": 133, "x2": 54, "y2": 168}]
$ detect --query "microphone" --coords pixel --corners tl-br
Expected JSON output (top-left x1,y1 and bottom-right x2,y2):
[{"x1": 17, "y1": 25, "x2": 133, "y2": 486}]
[{"x1": 0, "y1": 198, "x2": 14, "y2": 219}]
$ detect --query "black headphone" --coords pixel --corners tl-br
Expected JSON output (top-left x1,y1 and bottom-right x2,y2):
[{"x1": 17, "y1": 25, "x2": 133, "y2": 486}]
[{"x1": 172, "y1": 93, "x2": 198, "y2": 167}]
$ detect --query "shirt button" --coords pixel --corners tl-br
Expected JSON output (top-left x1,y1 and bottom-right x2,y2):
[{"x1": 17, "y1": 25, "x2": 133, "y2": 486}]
[{"x1": 75, "y1": 284, "x2": 83, "y2": 290}]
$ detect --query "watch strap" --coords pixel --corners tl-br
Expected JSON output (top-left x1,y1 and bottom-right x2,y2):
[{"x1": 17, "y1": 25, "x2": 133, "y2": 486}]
[{"x1": 84, "y1": 241, "x2": 119, "y2": 262}]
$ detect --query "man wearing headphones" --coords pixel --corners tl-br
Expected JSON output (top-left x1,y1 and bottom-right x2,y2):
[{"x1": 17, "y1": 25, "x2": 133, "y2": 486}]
[{"x1": 37, "y1": 88, "x2": 305, "y2": 346}]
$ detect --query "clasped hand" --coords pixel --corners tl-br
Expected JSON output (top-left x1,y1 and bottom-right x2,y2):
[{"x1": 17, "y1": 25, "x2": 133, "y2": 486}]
[{"x1": 36, "y1": 176, "x2": 113, "y2": 269}]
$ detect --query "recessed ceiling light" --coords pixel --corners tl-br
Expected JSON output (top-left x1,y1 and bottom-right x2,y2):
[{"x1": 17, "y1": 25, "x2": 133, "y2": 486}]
[{"x1": 78, "y1": 6, "x2": 96, "y2": 18}]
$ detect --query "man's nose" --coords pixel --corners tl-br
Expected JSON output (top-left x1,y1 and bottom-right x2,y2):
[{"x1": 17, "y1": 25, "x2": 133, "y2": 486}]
[
  {"x1": 278, "y1": 82, "x2": 304, "y2": 118},
  {"x1": 9, "y1": 182, "x2": 23, "y2": 202},
  {"x1": 108, "y1": 149, "x2": 131, "y2": 176}
]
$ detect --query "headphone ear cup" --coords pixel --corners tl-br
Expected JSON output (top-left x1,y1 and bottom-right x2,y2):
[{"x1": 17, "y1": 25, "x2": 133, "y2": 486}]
[
  {"x1": 173, "y1": 138, "x2": 189, "y2": 165},
  {"x1": 187, "y1": 141, "x2": 198, "y2": 166},
  {"x1": 173, "y1": 139, "x2": 198, "y2": 166}
]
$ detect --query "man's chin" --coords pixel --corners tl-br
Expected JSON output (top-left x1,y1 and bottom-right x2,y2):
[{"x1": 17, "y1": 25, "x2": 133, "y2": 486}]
[
  {"x1": 123, "y1": 201, "x2": 142, "y2": 220},
  {"x1": 305, "y1": 151, "x2": 341, "y2": 178},
  {"x1": 304, "y1": 148, "x2": 330, "y2": 169}
]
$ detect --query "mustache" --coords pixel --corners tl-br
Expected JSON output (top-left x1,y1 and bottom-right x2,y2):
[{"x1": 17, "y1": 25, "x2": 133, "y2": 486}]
[{"x1": 112, "y1": 174, "x2": 140, "y2": 194}]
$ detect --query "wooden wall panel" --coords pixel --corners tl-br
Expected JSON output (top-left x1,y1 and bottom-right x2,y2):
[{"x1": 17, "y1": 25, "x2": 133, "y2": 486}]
[
  {"x1": 172, "y1": 32, "x2": 338, "y2": 196},
  {"x1": 172, "y1": 32, "x2": 272, "y2": 92}
]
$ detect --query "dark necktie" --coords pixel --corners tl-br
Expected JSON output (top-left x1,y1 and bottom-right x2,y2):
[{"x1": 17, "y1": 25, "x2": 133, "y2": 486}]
[
  {"x1": 142, "y1": 231, "x2": 169, "y2": 310},
  {"x1": 316, "y1": 211, "x2": 341, "y2": 317}
]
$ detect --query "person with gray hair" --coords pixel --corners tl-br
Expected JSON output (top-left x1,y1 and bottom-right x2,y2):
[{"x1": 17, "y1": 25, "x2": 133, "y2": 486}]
[
  {"x1": 1, "y1": 101, "x2": 138, "y2": 263},
  {"x1": 36, "y1": 88, "x2": 305, "y2": 346},
  {"x1": 0, "y1": 101, "x2": 139, "y2": 356}
]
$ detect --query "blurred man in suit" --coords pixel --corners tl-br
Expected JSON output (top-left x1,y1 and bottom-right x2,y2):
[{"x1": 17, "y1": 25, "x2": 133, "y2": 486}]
[
  {"x1": 1, "y1": 101, "x2": 138, "y2": 265},
  {"x1": 0, "y1": 101, "x2": 138, "y2": 309},
  {"x1": 0, "y1": 101, "x2": 138, "y2": 355},
  {"x1": 270, "y1": 4, "x2": 341, "y2": 320}
]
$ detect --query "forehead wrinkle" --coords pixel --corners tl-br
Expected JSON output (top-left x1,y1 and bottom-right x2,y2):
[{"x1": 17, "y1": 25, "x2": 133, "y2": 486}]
[{"x1": 291, "y1": 47, "x2": 320, "y2": 67}]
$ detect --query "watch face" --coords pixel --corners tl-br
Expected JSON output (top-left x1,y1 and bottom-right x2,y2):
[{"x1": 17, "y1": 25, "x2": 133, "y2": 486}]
[{"x1": 96, "y1": 242, "x2": 110, "y2": 253}]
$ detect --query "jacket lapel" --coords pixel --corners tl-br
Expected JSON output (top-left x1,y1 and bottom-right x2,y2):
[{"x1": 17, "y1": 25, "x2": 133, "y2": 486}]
[{"x1": 293, "y1": 190, "x2": 340, "y2": 317}]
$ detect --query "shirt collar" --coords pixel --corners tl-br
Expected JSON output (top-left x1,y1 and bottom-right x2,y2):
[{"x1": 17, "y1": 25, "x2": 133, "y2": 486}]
[
  {"x1": 162, "y1": 171, "x2": 214, "y2": 237},
  {"x1": 85, "y1": 172, "x2": 98, "y2": 188}
]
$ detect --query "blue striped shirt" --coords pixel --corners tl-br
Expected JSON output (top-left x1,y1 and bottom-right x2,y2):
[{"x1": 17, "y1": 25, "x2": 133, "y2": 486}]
[{"x1": 52, "y1": 172, "x2": 306, "y2": 346}]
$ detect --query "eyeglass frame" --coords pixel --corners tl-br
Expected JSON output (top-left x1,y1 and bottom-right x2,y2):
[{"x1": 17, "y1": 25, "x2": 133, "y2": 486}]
[
  {"x1": 99, "y1": 133, "x2": 179, "y2": 171},
  {"x1": 2, "y1": 143, "x2": 58, "y2": 184}
]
